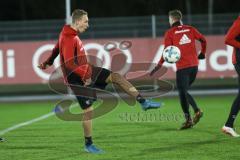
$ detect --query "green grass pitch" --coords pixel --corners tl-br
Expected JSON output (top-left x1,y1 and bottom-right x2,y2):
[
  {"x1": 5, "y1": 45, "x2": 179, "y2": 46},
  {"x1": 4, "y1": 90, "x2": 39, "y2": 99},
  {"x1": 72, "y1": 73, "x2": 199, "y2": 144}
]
[{"x1": 0, "y1": 95, "x2": 239, "y2": 160}]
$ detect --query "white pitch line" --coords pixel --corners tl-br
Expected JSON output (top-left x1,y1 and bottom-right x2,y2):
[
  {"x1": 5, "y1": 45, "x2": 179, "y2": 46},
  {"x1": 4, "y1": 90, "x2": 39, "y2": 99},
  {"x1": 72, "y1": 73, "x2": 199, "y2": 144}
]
[
  {"x1": 0, "y1": 112, "x2": 54, "y2": 136},
  {"x1": 0, "y1": 103, "x2": 79, "y2": 136}
]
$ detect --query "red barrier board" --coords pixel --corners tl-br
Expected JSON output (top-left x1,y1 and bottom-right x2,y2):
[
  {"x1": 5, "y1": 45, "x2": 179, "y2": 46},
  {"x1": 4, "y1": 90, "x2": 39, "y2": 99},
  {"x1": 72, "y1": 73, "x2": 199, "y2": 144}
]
[{"x1": 0, "y1": 36, "x2": 237, "y2": 84}]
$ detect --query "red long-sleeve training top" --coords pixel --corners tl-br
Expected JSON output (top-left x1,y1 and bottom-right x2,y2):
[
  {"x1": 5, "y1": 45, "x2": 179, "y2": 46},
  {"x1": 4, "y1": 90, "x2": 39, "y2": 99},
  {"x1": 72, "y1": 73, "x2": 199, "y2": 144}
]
[
  {"x1": 45, "y1": 25, "x2": 92, "y2": 81},
  {"x1": 158, "y1": 22, "x2": 207, "y2": 70},
  {"x1": 225, "y1": 16, "x2": 240, "y2": 64}
]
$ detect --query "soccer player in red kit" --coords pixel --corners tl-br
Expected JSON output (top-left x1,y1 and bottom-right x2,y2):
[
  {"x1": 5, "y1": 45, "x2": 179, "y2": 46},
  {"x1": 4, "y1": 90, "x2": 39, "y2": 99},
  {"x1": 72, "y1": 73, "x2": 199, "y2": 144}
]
[
  {"x1": 39, "y1": 9, "x2": 161, "y2": 153},
  {"x1": 222, "y1": 16, "x2": 240, "y2": 137},
  {"x1": 150, "y1": 10, "x2": 207, "y2": 130}
]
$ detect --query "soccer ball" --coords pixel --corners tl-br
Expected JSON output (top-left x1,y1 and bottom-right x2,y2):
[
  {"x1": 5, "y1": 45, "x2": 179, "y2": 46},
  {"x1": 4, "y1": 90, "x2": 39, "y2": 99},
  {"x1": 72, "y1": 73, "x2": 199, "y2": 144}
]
[{"x1": 162, "y1": 45, "x2": 181, "y2": 63}]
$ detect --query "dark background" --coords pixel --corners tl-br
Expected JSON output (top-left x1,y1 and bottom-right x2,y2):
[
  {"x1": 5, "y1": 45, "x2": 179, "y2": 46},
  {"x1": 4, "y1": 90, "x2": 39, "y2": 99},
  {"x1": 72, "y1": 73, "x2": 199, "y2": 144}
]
[{"x1": 0, "y1": 0, "x2": 239, "y2": 21}]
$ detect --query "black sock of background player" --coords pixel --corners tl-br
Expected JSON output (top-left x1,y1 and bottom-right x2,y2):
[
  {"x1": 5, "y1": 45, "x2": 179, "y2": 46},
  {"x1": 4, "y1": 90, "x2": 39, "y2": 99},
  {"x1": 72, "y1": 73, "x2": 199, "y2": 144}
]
[
  {"x1": 85, "y1": 136, "x2": 93, "y2": 146},
  {"x1": 136, "y1": 94, "x2": 146, "y2": 104}
]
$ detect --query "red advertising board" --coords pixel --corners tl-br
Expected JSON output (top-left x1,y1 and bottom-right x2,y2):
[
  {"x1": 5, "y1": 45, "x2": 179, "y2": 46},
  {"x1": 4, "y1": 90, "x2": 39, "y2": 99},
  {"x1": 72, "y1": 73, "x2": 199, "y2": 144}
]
[{"x1": 0, "y1": 36, "x2": 237, "y2": 84}]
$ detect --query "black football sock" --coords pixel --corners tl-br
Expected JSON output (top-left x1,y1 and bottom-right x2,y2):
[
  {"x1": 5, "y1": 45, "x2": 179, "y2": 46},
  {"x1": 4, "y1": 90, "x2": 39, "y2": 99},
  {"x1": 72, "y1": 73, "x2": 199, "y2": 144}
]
[
  {"x1": 0, "y1": 137, "x2": 4, "y2": 142},
  {"x1": 136, "y1": 94, "x2": 146, "y2": 104},
  {"x1": 85, "y1": 136, "x2": 93, "y2": 146},
  {"x1": 225, "y1": 94, "x2": 240, "y2": 128}
]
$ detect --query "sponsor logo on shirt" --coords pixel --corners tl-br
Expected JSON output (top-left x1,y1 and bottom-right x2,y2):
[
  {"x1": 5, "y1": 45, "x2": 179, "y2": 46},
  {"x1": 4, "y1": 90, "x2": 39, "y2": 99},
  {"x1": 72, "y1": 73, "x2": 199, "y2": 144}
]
[
  {"x1": 175, "y1": 29, "x2": 190, "y2": 34},
  {"x1": 179, "y1": 34, "x2": 191, "y2": 45}
]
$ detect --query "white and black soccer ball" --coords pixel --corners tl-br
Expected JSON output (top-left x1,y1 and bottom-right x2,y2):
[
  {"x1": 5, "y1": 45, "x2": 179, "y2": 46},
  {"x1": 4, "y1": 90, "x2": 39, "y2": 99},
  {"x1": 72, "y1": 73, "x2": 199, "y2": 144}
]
[{"x1": 162, "y1": 45, "x2": 181, "y2": 63}]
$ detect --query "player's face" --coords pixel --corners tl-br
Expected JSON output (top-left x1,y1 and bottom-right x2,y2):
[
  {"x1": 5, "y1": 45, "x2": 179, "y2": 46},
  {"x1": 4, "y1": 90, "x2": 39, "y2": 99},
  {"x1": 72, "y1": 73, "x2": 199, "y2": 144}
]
[{"x1": 77, "y1": 15, "x2": 89, "y2": 33}]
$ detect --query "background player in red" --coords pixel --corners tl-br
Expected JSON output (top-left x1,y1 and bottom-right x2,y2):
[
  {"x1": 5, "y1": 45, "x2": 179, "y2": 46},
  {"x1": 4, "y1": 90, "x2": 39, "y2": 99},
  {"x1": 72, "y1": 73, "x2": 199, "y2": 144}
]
[
  {"x1": 222, "y1": 16, "x2": 240, "y2": 137},
  {"x1": 39, "y1": 9, "x2": 161, "y2": 154},
  {"x1": 150, "y1": 9, "x2": 207, "y2": 130}
]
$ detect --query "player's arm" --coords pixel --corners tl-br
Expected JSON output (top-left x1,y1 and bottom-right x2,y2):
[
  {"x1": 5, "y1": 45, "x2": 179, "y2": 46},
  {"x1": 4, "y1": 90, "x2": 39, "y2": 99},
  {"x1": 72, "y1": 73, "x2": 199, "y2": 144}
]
[
  {"x1": 193, "y1": 28, "x2": 207, "y2": 59},
  {"x1": 225, "y1": 18, "x2": 240, "y2": 48},
  {"x1": 64, "y1": 41, "x2": 92, "y2": 83},
  {"x1": 150, "y1": 31, "x2": 172, "y2": 76},
  {"x1": 38, "y1": 41, "x2": 60, "y2": 69},
  {"x1": 76, "y1": 43, "x2": 92, "y2": 85}
]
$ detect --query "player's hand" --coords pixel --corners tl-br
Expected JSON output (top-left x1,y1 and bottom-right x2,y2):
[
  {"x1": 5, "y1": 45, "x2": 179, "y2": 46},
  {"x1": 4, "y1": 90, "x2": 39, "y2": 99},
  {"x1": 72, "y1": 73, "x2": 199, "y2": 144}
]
[
  {"x1": 150, "y1": 65, "x2": 162, "y2": 76},
  {"x1": 84, "y1": 78, "x2": 92, "y2": 87},
  {"x1": 198, "y1": 53, "x2": 205, "y2": 59},
  {"x1": 38, "y1": 62, "x2": 50, "y2": 70}
]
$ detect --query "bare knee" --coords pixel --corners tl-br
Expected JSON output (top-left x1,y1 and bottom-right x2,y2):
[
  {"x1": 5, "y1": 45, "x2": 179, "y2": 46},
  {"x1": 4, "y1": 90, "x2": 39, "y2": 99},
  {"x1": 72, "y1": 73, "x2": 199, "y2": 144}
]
[
  {"x1": 110, "y1": 72, "x2": 123, "y2": 83},
  {"x1": 83, "y1": 106, "x2": 93, "y2": 112},
  {"x1": 83, "y1": 106, "x2": 93, "y2": 121}
]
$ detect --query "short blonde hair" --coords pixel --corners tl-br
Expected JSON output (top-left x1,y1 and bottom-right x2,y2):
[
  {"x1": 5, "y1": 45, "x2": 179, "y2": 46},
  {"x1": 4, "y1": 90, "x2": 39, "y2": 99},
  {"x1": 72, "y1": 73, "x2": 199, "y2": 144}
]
[
  {"x1": 169, "y1": 10, "x2": 182, "y2": 21},
  {"x1": 72, "y1": 9, "x2": 88, "y2": 24}
]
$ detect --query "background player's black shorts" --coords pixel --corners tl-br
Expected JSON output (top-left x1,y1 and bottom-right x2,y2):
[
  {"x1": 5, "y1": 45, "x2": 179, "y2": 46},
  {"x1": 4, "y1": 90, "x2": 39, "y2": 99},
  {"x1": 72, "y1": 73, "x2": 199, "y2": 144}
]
[
  {"x1": 67, "y1": 66, "x2": 111, "y2": 109},
  {"x1": 176, "y1": 66, "x2": 198, "y2": 90}
]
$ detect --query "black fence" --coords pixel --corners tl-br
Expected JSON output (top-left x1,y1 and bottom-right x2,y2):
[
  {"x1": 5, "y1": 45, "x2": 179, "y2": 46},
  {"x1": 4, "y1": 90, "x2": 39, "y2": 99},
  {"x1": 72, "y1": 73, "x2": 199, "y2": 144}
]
[{"x1": 0, "y1": 13, "x2": 238, "y2": 41}]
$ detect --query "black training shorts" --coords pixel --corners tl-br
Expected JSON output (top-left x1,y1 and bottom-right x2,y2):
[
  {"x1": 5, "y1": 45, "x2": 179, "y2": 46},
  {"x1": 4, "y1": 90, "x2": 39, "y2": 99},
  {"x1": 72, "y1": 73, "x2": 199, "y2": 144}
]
[{"x1": 67, "y1": 66, "x2": 111, "y2": 109}]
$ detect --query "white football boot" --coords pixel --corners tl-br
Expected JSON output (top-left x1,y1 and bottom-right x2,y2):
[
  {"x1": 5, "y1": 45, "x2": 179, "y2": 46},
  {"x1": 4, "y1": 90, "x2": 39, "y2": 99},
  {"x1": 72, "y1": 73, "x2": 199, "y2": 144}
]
[{"x1": 222, "y1": 126, "x2": 240, "y2": 137}]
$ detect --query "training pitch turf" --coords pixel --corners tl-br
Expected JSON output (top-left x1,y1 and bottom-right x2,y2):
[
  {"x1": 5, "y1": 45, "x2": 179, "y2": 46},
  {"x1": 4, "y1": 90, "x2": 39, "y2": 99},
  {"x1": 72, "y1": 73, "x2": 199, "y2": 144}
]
[{"x1": 0, "y1": 95, "x2": 239, "y2": 160}]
